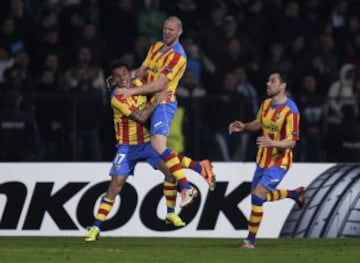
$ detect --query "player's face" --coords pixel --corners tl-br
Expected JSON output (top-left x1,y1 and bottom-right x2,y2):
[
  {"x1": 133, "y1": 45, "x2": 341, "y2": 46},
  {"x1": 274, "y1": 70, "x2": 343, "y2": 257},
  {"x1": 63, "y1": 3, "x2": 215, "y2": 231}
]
[
  {"x1": 112, "y1": 66, "x2": 131, "y2": 88},
  {"x1": 266, "y1": 73, "x2": 285, "y2": 97},
  {"x1": 163, "y1": 19, "x2": 181, "y2": 46}
]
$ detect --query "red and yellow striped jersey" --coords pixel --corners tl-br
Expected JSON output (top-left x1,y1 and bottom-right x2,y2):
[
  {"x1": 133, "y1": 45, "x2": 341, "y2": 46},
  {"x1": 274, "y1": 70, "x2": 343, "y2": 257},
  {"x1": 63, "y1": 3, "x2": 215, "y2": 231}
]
[
  {"x1": 256, "y1": 98, "x2": 300, "y2": 169},
  {"x1": 142, "y1": 41, "x2": 187, "y2": 103},
  {"x1": 110, "y1": 81, "x2": 150, "y2": 145}
]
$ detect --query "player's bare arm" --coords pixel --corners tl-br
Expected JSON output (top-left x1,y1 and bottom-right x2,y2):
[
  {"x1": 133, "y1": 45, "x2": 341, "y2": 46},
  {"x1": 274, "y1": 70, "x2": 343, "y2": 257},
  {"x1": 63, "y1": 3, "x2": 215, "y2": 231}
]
[
  {"x1": 256, "y1": 136, "x2": 296, "y2": 149},
  {"x1": 229, "y1": 119, "x2": 262, "y2": 134},
  {"x1": 116, "y1": 74, "x2": 169, "y2": 98},
  {"x1": 129, "y1": 90, "x2": 170, "y2": 123}
]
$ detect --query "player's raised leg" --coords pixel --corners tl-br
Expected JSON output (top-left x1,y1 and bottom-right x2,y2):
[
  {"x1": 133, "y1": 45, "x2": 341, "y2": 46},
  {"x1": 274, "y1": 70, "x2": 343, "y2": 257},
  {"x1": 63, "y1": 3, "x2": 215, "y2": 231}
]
[
  {"x1": 177, "y1": 154, "x2": 216, "y2": 191},
  {"x1": 266, "y1": 187, "x2": 306, "y2": 208},
  {"x1": 157, "y1": 142, "x2": 198, "y2": 208},
  {"x1": 151, "y1": 103, "x2": 198, "y2": 208}
]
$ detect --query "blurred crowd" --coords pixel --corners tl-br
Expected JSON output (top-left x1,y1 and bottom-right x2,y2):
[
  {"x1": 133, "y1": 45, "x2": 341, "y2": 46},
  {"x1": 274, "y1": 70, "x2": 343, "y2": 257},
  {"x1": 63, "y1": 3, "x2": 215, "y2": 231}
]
[{"x1": 0, "y1": 0, "x2": 360, "y2": 162}]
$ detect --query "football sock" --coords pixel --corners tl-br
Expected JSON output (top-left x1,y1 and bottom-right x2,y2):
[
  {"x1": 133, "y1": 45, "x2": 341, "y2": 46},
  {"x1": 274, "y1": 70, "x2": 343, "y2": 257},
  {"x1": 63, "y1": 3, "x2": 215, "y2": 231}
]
[
  {"x1": 266, "y1": 189, "x2": 297, "y2": 202},
  {"x1": 160, "y1": 148, "x2": 191, "y2": 190},
  {"x1": 93, "y1": 196, "x2": 114, "y2": 229},
  {"x1": 163, "y1": 180, "x2": 177, "y2": 214},
  {"x1": 247, "y1": 195, "x2": 265, "y2": 245},
  {"x1": 177, "y1": 153, "x2": 202, "y2": 174}
]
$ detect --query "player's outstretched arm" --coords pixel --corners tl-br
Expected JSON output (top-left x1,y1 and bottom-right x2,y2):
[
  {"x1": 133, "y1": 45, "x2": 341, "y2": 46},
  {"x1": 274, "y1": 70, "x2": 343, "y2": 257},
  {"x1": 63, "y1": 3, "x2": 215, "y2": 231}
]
[
  {"x1": 229, "y1": 119, "x2": 262, "y2": 134},
  {"x1": 116, "y1": 74, "x2": 169, "y2": 98}
]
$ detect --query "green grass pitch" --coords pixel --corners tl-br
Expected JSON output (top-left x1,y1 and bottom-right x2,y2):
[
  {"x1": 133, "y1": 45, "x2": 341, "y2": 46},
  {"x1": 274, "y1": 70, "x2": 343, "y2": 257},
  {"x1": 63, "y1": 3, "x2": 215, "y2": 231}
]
[{"x1": 0, "y1": 237, "x2": 359, "y2": 263}]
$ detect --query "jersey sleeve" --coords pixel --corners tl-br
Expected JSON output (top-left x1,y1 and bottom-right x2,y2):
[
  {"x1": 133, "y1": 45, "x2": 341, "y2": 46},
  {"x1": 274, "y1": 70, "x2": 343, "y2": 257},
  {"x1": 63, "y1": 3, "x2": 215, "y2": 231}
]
[{"x1": 285, "y1": 111, "x2": 300, "y2": 140}]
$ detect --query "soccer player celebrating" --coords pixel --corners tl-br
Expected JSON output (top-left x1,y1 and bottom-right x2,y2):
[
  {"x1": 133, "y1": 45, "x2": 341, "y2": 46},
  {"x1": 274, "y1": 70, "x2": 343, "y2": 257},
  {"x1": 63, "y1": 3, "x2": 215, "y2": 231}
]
[
  {"x1": 85, "y1": 60, "x2": 214, "y2": 242},
  {"x1": 85, "y1": 61, "x2": 180, "y2": 242},
  {"x1": 229, "y1": 72, "x2": 305, "y2": 249},
  {"x1": 115, "y1": 16, "x2": 215, "y2": 207}
]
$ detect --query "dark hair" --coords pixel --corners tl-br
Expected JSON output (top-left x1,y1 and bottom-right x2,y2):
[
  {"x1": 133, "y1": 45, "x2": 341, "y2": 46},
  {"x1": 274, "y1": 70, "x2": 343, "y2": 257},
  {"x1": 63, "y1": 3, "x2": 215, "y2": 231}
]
[
  {"x1": 110, "y1": 59, "x2": 129, "y2": 72},
  {"x1": 270, "y1": 71, "x2": 288, "y2": 84}
]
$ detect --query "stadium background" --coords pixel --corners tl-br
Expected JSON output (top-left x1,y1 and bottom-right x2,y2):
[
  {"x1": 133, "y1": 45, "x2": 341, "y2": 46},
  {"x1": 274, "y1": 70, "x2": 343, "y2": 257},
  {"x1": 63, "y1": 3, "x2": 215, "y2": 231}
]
[{"x1": 0, "y1": 0, "x2": 360, "y2": 163}]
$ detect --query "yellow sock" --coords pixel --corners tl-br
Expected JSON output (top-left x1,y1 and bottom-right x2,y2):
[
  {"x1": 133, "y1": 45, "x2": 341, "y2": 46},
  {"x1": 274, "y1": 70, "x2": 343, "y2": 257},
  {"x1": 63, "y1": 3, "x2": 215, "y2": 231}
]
[
  {"x1": 163, "y1": 181, "x2": 177, "y2": 213},
  {"x1": 266, "y1": 189, "x2": 289, "y2": 201}
]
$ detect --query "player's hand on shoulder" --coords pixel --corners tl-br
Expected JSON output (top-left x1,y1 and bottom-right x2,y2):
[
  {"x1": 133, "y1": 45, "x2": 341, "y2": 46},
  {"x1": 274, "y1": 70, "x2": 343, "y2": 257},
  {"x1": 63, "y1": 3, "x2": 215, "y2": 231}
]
[{"x1": 228, "y1": 121, "x2": 245, "y2": 134}]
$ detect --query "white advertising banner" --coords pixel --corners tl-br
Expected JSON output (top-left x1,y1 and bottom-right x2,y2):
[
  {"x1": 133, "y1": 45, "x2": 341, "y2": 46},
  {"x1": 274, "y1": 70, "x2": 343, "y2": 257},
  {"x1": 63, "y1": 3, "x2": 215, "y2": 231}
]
[{"x1": 1, "y1": 162, "x2": 356, "y2": 238}]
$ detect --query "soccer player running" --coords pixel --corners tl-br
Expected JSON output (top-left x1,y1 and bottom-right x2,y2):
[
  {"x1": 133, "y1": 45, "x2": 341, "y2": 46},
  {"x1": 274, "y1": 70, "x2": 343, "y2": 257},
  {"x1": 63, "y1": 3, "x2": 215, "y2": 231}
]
[
  {"x1": 116, "y1": 16, "x2": 215, "y2": 206},
  {"x1": 228, "y1": 72, "x2": 305, "y2": 249}
]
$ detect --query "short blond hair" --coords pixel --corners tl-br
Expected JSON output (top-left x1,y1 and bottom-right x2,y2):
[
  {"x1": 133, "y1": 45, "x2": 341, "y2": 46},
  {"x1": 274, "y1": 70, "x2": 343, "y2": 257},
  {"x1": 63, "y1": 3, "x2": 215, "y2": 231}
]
[{"x1": 165, "y1": 16, "x2": 183, "y2": 32}]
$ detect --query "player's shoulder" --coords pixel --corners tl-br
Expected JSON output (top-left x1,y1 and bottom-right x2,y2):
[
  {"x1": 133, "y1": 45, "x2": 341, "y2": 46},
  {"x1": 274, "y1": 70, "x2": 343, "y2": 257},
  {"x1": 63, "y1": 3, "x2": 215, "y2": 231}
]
[
  {"x1": 285, "y1": 98, "x2": 299, "y2": 113},
  {"x1": 172, "y1": 42, "x2": 186, "y2": 57},
  {"x1": 152, "y1": 40, "x2": 186, "y2": 57},
  {"x1": 148, "y1": 41, "x2": 164, "y2": 53},
  {"x1": 112, "y1": 93, "x2": 126, "y2": 103},
  {"x1": 153, "y1": 41, "x2": 164, "y2": 48},
  {"x1": 261, "y1": 98, "x2": 272, "y2": 107}
]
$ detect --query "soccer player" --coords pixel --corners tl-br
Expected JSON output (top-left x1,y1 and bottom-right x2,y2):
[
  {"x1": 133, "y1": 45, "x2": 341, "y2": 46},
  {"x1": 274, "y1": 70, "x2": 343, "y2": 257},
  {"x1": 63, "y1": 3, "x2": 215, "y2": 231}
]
[
  {"x1": 85, "y1": 61, "x2": 213, "y2": 242},
  {"x1": 115, "y1": 16, "x2": 215, "y2": 206},
  {"x1": 228, "y1": 72, "x2": 305, "y2": 249}
]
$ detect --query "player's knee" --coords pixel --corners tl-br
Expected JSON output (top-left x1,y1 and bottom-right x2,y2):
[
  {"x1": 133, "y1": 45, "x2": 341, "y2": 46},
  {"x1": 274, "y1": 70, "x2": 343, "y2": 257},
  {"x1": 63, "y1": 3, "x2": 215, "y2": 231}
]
[{"x1": 253, "y1": 185, "x2": 268, "y2": 199}]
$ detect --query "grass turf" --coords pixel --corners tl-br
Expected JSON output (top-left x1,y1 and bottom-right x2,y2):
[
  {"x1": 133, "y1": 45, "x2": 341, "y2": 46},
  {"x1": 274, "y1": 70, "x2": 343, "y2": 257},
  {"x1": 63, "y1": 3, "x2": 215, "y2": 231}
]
[{"x1": 0, "y1": 237, "x2": 359, "y2": 263}]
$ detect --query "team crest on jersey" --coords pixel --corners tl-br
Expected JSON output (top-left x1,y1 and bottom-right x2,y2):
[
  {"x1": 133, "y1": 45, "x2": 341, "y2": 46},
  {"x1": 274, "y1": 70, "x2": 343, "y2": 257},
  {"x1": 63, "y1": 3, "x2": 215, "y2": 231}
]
[
  {"x1": 263, "y1": 124, "x2": 278, "y2": 132},
  {"x1": 150, "y1": 66, "x2": 159, "y2": 73},
  {"x1": 275, "y1": 113, "x2": 281, "y2": 120}
]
